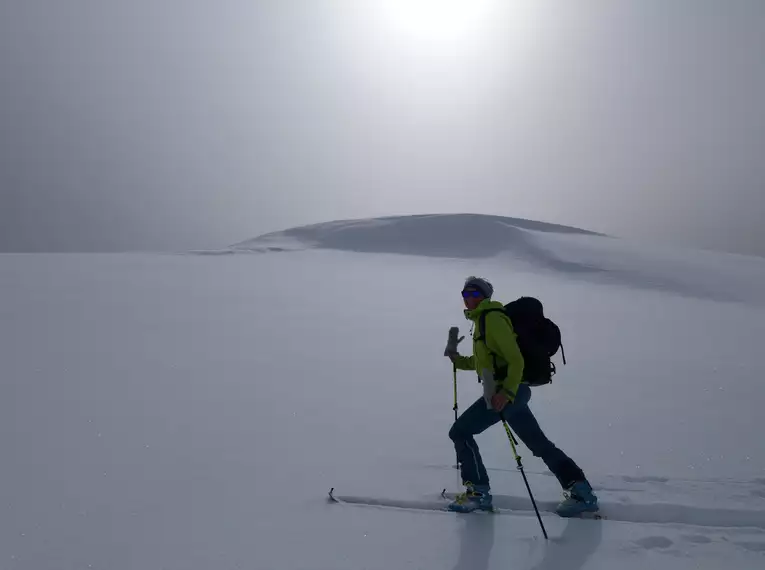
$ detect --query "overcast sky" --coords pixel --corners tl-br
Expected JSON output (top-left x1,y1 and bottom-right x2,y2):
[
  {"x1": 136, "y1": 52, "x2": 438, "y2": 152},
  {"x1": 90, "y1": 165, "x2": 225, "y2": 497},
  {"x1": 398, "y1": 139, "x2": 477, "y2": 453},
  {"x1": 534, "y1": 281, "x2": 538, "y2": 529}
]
[{"x1": 1, "y1": 0, "x2": 764, "y2": 255}]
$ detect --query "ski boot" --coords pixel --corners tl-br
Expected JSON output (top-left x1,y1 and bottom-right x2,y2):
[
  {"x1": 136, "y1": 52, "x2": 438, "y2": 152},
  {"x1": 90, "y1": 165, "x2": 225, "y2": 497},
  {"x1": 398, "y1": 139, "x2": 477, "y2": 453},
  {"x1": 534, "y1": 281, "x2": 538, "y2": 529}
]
[
  {"x1": 556, "y1": 480, "x2": 599, "y2": 517},
  {"x1": 447, "y1": 483, "x2": 494, "y2": 513}
]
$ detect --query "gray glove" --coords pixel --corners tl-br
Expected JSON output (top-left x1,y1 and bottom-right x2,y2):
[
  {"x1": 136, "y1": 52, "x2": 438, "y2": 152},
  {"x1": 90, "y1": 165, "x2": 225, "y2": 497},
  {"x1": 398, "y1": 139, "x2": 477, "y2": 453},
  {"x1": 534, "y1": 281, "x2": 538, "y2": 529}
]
[{"x1": 444, "y1": 326, "x2": 465, "y2": 357}]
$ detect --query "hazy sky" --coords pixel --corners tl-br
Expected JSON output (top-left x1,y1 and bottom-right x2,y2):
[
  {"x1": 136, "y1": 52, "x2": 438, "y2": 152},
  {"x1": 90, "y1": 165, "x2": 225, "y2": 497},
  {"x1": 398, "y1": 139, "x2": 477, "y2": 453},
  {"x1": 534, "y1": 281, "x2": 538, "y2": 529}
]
[{"x1": 1, "y1": 0, "x2": 764, "y2": 254}]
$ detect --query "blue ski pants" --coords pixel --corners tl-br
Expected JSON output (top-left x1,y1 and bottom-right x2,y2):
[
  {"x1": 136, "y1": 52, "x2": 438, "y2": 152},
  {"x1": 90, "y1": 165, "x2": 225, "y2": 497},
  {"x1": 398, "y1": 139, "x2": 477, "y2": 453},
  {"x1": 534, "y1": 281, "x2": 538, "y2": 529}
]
[{"x1": 449, "y1": 383, "x2": 586, "y2": 489}]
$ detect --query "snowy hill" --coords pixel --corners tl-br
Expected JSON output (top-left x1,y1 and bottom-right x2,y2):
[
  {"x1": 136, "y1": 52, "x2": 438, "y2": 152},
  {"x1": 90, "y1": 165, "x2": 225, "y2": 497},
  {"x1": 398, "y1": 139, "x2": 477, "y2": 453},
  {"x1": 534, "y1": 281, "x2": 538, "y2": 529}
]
[
  {"x1": 230, "y1": 213, "x2": 604, "y2": 257},
  {"x1": 2, "y1": 216, "x2": 765, "y2": 569},
  {"x1": 227, "y1": 214, "x2": 765, "y2": 305}
]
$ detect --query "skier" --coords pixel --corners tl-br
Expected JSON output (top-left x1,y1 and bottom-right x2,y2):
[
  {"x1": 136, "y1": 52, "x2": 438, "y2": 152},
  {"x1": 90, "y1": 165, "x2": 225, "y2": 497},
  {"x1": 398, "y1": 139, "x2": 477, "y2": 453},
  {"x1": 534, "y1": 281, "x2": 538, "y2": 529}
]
[{"x1": 443, "y1": 276, "x2": 598, "y2": 516}]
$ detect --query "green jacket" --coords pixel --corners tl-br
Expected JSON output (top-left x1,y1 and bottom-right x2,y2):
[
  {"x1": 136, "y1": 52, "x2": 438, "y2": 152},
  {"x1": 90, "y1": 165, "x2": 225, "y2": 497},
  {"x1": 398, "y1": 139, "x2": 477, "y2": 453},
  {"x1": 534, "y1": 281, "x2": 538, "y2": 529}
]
[{"x1": 452, "y1": 299, "x2": 525, "y2": 402}]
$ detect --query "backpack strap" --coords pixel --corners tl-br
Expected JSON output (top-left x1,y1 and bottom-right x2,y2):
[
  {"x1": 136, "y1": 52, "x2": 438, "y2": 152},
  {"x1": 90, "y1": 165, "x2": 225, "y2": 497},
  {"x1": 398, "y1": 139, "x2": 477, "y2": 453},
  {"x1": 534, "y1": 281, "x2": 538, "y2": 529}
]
[
  {"x1": 476, "y1": 308, "x2": 504, "y2": 343},
  {"x1": 475, "y1": 308, "x2": 508, "y2": 385}
]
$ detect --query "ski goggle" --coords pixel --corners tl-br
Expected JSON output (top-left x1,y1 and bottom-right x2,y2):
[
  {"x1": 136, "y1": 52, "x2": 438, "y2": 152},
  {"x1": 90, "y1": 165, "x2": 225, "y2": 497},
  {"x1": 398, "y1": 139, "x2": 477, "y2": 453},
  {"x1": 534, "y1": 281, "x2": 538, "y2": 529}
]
[{"x1": 461, "y1": 289, "x2": 483, "y2": 298}]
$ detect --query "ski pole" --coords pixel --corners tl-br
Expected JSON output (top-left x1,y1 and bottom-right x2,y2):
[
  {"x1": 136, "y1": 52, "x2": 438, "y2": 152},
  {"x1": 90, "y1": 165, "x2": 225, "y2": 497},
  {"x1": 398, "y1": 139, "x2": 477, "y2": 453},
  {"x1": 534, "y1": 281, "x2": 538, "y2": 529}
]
[
  {"x1": 500, "y1": 415, "x2": 548, "y2": 540},
  {"x1": 445, "y1": 326, "x2": 463, "y2": 470},
  {"x1": 452, "y1": 363, "x2": 458, "y2": 422},
  {"x1": 452, "y1": 363, "x2": 459, "y2": 468}
]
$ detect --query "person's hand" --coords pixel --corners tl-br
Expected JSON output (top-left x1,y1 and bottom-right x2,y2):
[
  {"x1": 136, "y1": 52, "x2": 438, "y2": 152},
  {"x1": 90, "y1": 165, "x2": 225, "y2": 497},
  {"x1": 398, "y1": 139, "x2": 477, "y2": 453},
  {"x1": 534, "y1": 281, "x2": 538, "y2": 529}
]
[
  {"x1": 491, "y1": 392, "x2": 511, "y2": 412},
  {"x1": 444, "y1": 326, "x2": 465, "y2": 358}
]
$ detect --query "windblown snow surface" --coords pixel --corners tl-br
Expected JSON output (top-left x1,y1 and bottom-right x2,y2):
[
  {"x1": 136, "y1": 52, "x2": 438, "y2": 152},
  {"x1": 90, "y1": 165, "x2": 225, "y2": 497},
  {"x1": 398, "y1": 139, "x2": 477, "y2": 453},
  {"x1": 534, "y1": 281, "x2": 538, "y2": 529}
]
[{"x1": 3, "y1": 213, "x2": 765, "y2": 570}]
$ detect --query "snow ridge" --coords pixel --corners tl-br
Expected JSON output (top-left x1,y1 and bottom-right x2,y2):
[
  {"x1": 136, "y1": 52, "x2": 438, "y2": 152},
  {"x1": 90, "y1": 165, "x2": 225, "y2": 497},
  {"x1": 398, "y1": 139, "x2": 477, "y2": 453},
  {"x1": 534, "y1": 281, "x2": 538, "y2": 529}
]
[
  {"x1": 230, "y1": 213, "x2": 604, "y2": 260},
  {"x1": 200, "y1": 213, "x2": 765, "y2": 305}
]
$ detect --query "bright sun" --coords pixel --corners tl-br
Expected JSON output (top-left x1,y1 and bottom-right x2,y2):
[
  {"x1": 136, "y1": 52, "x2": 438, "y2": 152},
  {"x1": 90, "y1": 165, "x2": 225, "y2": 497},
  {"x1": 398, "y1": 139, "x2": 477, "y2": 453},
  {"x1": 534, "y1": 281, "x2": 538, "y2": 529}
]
[{"x1": 376, "y1": 0, "x2": 498, "y2": 44}]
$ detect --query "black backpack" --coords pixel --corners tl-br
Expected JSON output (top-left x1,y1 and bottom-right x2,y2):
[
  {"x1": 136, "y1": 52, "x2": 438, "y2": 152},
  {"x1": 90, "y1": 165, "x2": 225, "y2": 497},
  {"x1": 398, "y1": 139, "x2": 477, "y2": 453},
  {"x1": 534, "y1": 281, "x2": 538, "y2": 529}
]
[{"x1": 476, "y1": 296, "x2": 566, "y2": 386}]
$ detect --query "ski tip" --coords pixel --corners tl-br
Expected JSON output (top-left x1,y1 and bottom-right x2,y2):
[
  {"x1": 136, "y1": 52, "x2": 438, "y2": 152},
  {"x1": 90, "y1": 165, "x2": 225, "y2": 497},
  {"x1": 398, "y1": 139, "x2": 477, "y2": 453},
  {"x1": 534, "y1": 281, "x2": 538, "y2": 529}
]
[{"x1": 328, "y1": 487, "x2": 336, "y2": 501}]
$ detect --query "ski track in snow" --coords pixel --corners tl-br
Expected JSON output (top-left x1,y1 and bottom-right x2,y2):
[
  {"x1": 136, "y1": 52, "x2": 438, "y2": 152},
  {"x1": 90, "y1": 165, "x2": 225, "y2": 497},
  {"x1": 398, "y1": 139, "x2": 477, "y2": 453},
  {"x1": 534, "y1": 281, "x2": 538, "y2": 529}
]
[
  {"x1": 328, "y1": 479, "x2": 765, "y2": 564},
  {"x1": 331, "y1": 466, "x2": 765, "y2": 534},
  {"x1": 329, "y1": 490, "x2": 765, "y2": 531}
]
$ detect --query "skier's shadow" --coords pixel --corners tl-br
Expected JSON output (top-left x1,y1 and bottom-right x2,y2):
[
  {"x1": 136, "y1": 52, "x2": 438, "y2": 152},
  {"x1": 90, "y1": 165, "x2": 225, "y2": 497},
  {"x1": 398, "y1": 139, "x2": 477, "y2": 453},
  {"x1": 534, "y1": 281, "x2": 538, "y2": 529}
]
[
  {"x1": 530, "y1": 517, "x2": 603, "y2": 570},
  {"x1": 452, "y1": 513, "x2": 495, "y2": 570},
  {"x1": 451, "y1": 513, "x2": 602, "y2": 570}
]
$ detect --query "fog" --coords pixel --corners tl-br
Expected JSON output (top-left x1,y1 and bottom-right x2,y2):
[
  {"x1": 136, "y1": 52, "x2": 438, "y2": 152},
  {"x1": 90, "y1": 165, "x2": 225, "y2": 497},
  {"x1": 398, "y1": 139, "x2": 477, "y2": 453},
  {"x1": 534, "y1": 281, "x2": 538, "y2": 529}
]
[{"x1": 1, "y1": 0, "x2": 763, "y2": 255}]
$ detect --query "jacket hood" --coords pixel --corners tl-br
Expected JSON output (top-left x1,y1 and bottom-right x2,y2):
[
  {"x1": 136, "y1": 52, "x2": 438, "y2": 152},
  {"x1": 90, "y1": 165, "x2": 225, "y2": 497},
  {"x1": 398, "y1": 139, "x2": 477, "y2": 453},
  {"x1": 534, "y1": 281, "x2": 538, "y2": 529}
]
[{"x1": 463, "y1": 299, "x2": 505, "y2": 322}]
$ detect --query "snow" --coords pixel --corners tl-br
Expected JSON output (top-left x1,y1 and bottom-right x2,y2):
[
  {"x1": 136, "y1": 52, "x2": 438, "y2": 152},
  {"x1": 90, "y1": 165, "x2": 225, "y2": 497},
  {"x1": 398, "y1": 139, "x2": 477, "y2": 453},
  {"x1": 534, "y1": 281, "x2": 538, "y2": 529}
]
[{"x1": 2, "y1": 215, "x2": 765, "y2": 569}]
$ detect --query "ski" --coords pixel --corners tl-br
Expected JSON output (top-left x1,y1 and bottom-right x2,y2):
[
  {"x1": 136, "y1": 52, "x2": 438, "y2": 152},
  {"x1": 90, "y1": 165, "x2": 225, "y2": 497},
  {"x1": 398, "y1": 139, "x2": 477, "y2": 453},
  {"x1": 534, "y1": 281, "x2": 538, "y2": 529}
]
[
  {"x1": 439, "y1": 489, "x2": 606, "y2": 519},
  {"x1": 328, "y1": 487, "x2": 498, "y2": 514},
  {"x1": 327, "y1": 488, "x2": 605, "y2": 519}
]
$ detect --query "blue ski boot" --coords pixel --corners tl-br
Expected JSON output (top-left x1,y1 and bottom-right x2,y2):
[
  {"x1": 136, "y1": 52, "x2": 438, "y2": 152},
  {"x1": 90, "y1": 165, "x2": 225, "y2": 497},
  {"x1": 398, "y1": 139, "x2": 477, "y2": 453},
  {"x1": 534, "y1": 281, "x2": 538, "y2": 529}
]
[
  {"x1": 447, "y1": 483, "x2": 494, "y2": 513},
  {"x1": 556, "y1": 481, "x2": 599, "y2": 517}
]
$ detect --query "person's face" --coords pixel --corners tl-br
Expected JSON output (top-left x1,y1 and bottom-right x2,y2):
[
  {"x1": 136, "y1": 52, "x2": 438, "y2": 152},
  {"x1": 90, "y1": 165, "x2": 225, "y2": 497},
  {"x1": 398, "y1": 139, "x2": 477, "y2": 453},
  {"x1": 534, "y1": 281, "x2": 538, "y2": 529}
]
[{"x1": 462, "y1": 288, "x2": 484, "y2": 311}]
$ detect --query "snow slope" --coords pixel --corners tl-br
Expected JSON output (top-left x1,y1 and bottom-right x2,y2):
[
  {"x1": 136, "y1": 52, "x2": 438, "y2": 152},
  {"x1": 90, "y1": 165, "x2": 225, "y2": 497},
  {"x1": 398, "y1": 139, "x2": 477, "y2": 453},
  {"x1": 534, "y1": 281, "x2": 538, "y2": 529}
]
[
  {"x1": 2, "y1": 215, "x2": 765, "y2": 569},
  {"x1": 231, "y1": 214, "x2": 765, "y2": 305}
]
